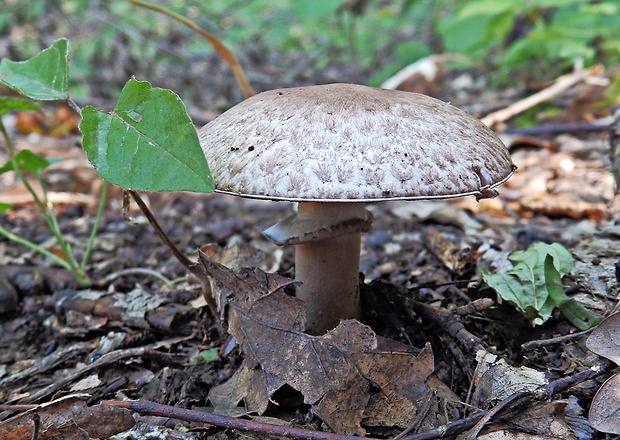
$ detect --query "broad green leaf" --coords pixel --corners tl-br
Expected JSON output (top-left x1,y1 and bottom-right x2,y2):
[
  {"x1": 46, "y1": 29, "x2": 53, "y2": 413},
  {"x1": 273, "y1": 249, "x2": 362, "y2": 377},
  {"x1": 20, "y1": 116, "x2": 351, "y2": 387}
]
[
  {"x1": 80, "y1": 78, "x2": 213, "y2": 193},
  {"x1": 482, "y1": 242, "x2": 578, "y2": 326},
  {"x1": 0, "y1": 97, "x2": 40, "y2": 116},
  {"x1": 0, "y1": 150, "x2": 57, "y2": 175},
  {"x1": 545, "y1": 254, "x2": 602, "y2": 330},
  {"x1": 0, "y1": 39, "x2": 69, "y2": 101},
  {"x1": 0, "y1": 202, "x2": 12, "y2": 214}
]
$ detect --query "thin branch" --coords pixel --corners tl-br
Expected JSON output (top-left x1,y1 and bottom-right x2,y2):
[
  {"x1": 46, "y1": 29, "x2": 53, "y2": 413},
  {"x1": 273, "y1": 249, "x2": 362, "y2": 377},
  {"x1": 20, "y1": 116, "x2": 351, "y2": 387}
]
[
  {"x1": 102, "y1": 399, "x2": 368, "y2": 440},
  {"x1": 521, "y1": 327, "x2": 594, "y2": 351},
  {"x1": 409, "y1": 299, "x2": 486, "y2": 355},
  {"x1": 400, "y1": 364, "x2": 611, "y2": 440},
  {"x1": 481, "y1": 65, "x2": 589, "y2": 128},
  {"x1": 98, "y1": 267, "x2": 176, "y2": 288}
]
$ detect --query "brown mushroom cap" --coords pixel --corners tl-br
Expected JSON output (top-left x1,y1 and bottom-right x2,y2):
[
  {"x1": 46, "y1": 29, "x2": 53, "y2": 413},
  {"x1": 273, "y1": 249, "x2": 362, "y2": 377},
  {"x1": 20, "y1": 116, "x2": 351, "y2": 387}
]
[{"x1": 198, "y1": 83, "x2": 515, "y2": 203}]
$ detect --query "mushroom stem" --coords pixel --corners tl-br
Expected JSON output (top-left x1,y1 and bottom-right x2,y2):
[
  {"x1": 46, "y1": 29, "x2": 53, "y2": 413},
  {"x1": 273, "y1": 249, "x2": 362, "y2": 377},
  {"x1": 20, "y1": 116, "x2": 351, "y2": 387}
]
[
  {"x1": 295, "y1": 228, "x2": 363, "y2": 334},
  {"x1": 263, "y1": 201, "x2": 372, "y2": 333},
  {"x1": 290, "y1": 201, "x2": 371, "y2": 334}
]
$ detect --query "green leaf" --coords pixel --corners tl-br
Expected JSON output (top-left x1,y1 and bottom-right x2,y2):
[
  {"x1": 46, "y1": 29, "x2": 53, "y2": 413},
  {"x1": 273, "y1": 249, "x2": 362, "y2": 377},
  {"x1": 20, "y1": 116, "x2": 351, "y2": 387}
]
[
  {"x1": 0, "y1": 202, "x2": 12, "y2": 214},
  {"x1": 0, "y1": 38, "x2": 69, "y2": 101},
  {"x1": 187, "y1": 348, "x2": 219, "y2": 365},
  {"x1": 482, "y1": 242, "x2": 579, "y2": 326},
  {"x1": 80, "y1": 78, "x2": 213, "y2": 193},
  {"x1": 544, "y1": 254, "x2": 602, "y2": 330},
  {"x1": 0, "y1": 97, "x2": 40, "y2": 116},
  {"x1": 0, "y1": 150, "x2": 57, "y2": 175}
]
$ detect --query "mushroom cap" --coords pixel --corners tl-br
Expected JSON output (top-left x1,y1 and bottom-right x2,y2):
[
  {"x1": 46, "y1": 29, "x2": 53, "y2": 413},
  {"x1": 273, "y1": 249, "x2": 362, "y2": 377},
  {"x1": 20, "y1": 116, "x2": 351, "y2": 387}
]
[{"x1": 198, "y1": 83, "x2": 515, "y2": 202}]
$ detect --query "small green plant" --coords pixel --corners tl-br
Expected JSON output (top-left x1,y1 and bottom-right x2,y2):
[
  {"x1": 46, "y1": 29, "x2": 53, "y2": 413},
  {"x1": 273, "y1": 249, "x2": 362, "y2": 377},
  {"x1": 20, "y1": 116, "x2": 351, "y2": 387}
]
[
  {"x1": 482, "y1": 242, "x2": 602, "y2": 330},
  {"x1": 0, "y1": 38, "x2": 213, "y2": 287},
  {"x1": 0, "y1": 39, "x2": 98, "y2": 286}
]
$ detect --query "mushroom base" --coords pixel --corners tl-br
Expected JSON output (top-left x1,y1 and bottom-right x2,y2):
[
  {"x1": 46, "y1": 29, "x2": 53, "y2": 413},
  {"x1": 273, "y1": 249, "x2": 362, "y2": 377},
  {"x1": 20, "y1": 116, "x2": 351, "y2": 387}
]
[{"x1": 295, "y1": 232, "x2": 362, "y2": 334}]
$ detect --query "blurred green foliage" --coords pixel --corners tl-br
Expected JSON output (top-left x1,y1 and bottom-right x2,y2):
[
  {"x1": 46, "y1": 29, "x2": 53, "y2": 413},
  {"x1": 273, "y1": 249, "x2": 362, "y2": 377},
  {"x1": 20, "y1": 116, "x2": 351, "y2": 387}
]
[
  {"x1": 439, "y1": 0, "x2": 620, "y2": 81},
  {"x1": 1, "y1": 0, "x2": 619, "y2": 100}
]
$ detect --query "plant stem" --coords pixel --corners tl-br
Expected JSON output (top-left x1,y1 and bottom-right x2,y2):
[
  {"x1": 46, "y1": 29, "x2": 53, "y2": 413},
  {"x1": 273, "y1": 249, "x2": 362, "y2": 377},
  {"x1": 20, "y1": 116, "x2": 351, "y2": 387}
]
[
  {"x1": 0, "y1": 121, "x2": 51, "y2": 222},
  {"x1": 0, "y1": 224, "x2": 74, "y2": 272},
  {"x1": 81, "y1": 180, "x2": 108, "y2": 272},
  {"x1": 35, "y1": 172, "x2": 83, "y2": 273},
  {"x1": 0, "y1": 119, "x2": 91, "y2": 286}
]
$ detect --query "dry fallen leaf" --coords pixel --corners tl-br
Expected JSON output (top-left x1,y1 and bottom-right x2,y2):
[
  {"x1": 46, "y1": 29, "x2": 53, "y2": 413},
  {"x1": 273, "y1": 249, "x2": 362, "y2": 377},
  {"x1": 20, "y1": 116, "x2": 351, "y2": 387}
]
[
  {"x1": 0, "y1": 394, "x2": 135, "y2": 439},
  {"x1": 586, "y1": 312, "x2": 620, "y2": 434},
  {"x1": 586, "y1": 312, "x2": 620, "y2": 365},
  {"x1": 200, "y1": 251, "x2": 435, "y2": 435},
  {"x1": 477, "y1": 401, "x2": 577, "y2": 439},
  {"x1": 588, "y1": 374, "x2": 620, "y2": 435},
  {"x1": 471, "y1": 351, "x2": 547, "y2": 408}
]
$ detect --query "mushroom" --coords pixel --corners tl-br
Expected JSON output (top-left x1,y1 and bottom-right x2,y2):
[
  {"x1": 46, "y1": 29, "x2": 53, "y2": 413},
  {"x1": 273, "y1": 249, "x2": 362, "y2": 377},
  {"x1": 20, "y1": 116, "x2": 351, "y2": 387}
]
[{"x1": 198, "y1": 83, "x2": 515, "y2": 334}]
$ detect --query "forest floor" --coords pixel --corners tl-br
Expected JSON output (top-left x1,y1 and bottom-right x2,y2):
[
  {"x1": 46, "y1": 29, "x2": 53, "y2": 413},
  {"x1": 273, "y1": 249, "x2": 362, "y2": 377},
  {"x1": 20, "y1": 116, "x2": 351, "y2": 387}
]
[{"x1": 1, "y1": 42, "x2": 620, "y2": 439}]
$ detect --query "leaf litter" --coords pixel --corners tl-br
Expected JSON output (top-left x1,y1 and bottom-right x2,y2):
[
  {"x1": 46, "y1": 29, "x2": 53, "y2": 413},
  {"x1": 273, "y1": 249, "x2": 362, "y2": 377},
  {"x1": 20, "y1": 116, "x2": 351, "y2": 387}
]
[
  {"x1": 1, "y1": 63, "x2": 620, "y2": 439},
  {"x1": 200, "y1": 251, "x2": 436, "y2": 435}
]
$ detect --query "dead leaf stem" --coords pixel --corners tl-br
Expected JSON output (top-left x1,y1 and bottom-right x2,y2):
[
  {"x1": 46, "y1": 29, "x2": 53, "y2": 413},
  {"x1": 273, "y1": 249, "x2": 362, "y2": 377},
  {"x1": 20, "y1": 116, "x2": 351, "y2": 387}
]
[
  {"x1": 521, "y1": 327, "x2": 594, "y2": 351},
  {"x1": 128, "y1": 191, "x2": 196, "y2": 275}
]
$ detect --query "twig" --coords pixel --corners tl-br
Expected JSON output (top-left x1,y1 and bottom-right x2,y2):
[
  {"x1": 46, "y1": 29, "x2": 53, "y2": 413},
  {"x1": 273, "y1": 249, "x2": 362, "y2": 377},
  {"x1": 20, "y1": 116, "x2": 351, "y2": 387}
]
[
  {"x1": 610, "y1": 109, "x2": 620, "y2": 192},
  {"x1": 481, "y1": 65, "x2": 589, "y2": 128},
  {"x1": 0, "y1": 341, "x2": 95, "y2": 387},
  {"x1": 29, "y1": 413, "x2": 40, "y2": 440},
  {"x1": 399, "y1": 364, "x2": 610, "y2": 440},
  {"x1": 0, "y1": 404, "x2": 38, "y2": 412},
  {"x1": 521, "y1": 327, "x2": 594, "y2": 351},
  {"x1": 409, "y1": 300, "x2": 486, "y2": 355},
  {"x1": 102, "y1": 399, "x2": 368, "y2": 440},
  {"x1": 504, "y1": 117, "x2": 614, "y2": 136},
  {"x1": 460, "y1": 391, "x2": 529, "y2": 440},
  {"x1": 393, "y1": 392, "x2": 434, "y2": 440},
  {"x1": 2, "y1": 337, "x2": 189, "y2": 406},
  {"x1": 380, "y1": 54, "x2": 470, "y2": 90},
  {"x1": 98, "y1": 267, "x2": 177, "y2": 288}
]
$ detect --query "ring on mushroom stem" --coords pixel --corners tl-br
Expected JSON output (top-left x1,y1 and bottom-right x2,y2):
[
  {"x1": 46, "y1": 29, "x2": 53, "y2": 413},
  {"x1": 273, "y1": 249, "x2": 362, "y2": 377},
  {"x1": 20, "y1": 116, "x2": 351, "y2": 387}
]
[{"x1": 199, "y1": 83, "x2": 516, "y2": 334}]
